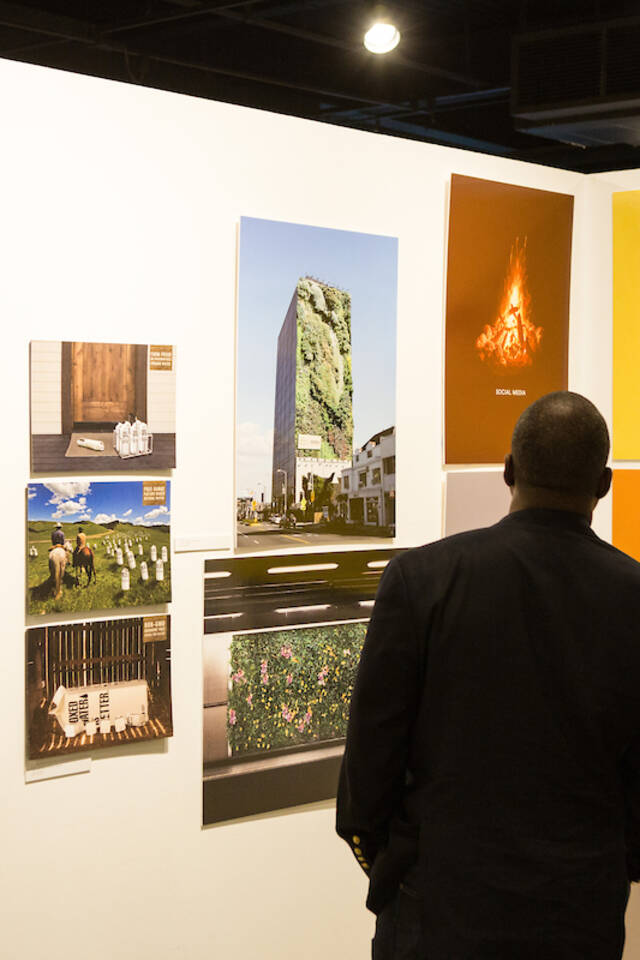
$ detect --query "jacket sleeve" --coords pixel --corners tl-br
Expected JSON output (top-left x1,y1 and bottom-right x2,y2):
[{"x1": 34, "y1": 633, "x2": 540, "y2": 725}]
[{"x1": 336, "y1": 556, "x2": 421, "y2": 878}]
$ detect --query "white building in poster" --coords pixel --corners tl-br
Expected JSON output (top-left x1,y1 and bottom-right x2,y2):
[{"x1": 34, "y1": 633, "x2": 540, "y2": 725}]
[{"x1": 338, "y1": 427, "x2": 395, "y2": 529}]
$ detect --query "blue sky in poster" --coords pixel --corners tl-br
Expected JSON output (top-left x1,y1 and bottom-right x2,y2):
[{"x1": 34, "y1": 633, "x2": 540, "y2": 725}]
[
  {"x1": 237, "y1": 216, "x2": 398, "y2": 500},
  {"x1": 28, "y1": 481, "x2": 171, "y2": 526}
]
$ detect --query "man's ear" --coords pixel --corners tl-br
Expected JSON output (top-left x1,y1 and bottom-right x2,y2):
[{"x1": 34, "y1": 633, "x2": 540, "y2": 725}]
[
  {"x1": 596, "y1": 466, "x2": 612, "y2": 500},
  {"x1": 504, "y1": 453, "x2": 515, "y2": 488}
]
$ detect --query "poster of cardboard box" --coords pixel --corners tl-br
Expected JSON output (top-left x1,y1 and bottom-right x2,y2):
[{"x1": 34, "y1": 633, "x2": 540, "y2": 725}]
[
  {"x1": 445, "y1": 175, "x2": 573, "y2": 464},
  {"x1": 236, "y1": 217, "x2": 398, "y2": 553},
  {"x1": 30, "y1": 341, "x2": 176, "y2": 472},
  {"x1": 202, "y1": 547, "x2": 402, "y2": 824},
  {"x1": 27, "y1": 480, "x2": 171, "y2": 616},
  {"x1": 444, "y1": 469, "x2": 511, "y2": 537},
  {"x1": 26, "y1": 615, "x2": 172, "y2": 758}
]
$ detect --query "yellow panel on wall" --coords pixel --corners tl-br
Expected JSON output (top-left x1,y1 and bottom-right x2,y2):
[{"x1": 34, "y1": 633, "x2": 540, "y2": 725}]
[
  {"x1": 612, "y1": 470, "x2": 640, "y2": 562},
  {"x1": 613, "y1": 191, "x2": 640, "y2": 459}
]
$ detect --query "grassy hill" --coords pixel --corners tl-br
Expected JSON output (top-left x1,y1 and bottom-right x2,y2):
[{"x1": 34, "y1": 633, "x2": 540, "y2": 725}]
[{"x1": 27, "y1": 522, "x2": 171, "y2": 615}]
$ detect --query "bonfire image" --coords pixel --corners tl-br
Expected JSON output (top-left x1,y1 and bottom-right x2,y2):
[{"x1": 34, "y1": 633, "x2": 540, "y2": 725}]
[{"x1": 476, "y1": 239, "x2": 543, "y2": 369}]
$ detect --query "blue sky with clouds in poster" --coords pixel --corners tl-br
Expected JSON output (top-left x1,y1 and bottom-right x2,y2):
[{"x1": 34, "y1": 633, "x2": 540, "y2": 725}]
[
  {"x1": 237, "y1": 217, "x2": 398, "y2": 500},
  {"x1": 28, "y1": 481, "x2": 171, "y2": 527}
]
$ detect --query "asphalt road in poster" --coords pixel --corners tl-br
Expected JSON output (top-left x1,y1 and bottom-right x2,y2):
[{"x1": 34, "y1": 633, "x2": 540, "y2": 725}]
[{"x1": 236, "y1": 521, "x2": 392, "y2": 552}]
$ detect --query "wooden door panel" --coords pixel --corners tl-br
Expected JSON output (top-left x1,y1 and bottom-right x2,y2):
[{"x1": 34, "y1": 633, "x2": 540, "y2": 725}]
[{"x1": 71, "y1": 342, "x2": 137, "y2": 424}]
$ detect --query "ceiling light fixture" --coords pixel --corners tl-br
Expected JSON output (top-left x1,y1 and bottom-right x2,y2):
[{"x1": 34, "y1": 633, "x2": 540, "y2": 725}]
[{"x1": 364, "y1": 6, "x2": 401, "y2": 55}]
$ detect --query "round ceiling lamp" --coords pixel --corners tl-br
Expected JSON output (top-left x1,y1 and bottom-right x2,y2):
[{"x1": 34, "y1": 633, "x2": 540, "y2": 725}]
[{"x1": 364, "y1": 8, "x2": 401, "y2": 54}]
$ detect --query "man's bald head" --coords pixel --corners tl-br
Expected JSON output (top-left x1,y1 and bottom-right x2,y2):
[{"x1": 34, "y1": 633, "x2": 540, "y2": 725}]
[{"x1": 510, "y1": 392, "x2": 610, "y2": 498}]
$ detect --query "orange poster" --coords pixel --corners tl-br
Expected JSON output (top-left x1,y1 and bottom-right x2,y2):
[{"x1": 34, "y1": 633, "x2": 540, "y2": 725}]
[
  {"x1": 612, "y1": 470, "x2": 640, "y2": 562},
  {"x1": 445, "y1": 174, "x2": 573, "y2": 463}
]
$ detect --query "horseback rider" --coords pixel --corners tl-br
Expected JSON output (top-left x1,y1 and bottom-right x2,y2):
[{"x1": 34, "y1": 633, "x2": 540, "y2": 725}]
[
  {"x1": 50, "y1": 522, "x2": 65, "y2": 547},
  {"x1": 74, "y1": 526, "x2": 87, "y2": 562}
]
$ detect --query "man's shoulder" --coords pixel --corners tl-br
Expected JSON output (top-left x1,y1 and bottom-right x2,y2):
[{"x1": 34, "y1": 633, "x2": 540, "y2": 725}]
[
  {"x1": 393, "y1": 517, "x2": 640, "y2": 586},
  {"x1": 394, "y1": 524, "x2": 501, "y2": 573}
]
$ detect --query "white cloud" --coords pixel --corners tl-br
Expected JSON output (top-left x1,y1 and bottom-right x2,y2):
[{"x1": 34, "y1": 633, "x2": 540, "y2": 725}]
[
  {"x1": 237, "y1": 421, "x2": 273, "y2": 500},
  {"x1": 27, "y1": 487, "x2": 37, "y2": 500},
  {"x1": 122, "y1": 509, "x2": 132, "y2": 517},
  {"x1": 45, "y1": 481, "x2": 91, "y2": 505},
  {"x1": 78, "y1": 514, "x2": 91, "y2": 522},
  {"x1": 94, "y1": 513, "x2": 117, "y2": 525},
  {"x1": 135, "y1": 516, "x2": 143, "y2": 524},
  {"x1": 143, "y1": 505, "x2": 170, "y2": 522},
  {"x1": 51, "y1": 500, "x2": 85, "y2": 520}
]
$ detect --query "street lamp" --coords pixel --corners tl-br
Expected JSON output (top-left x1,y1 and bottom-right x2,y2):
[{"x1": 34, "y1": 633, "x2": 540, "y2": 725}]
[{"x1": 276, "y1": 468, "x2": 287, "y2": 513}]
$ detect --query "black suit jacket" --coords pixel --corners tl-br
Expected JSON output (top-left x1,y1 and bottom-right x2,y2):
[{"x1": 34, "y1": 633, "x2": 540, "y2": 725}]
[{"x1": 337, "y1": 509, "x2": 640, "y2": 959}]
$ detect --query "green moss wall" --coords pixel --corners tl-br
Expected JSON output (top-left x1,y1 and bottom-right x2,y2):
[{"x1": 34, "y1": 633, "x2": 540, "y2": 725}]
[{"x1": 295, "y1": 277, "x2": 353, "y2": 461}]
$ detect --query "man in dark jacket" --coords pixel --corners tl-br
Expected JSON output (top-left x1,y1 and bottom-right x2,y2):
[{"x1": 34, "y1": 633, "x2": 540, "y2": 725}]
[
  {"x1": 337, "y1": 391, "x2": 640, "y2": 959},
  {"x1": 50, "y1": 522, "x2": 65, "y2": 546}
]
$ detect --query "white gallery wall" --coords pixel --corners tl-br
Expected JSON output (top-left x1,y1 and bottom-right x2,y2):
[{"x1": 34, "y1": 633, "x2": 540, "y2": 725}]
[{"x1": 0, "y1": 56, "x2": 631, "y2": 959}]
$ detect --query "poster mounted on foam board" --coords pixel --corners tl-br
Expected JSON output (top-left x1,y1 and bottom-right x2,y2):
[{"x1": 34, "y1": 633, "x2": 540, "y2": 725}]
[
  {"x1": 445, "y1": 469, "x2": 511, "y2": 538},
  {"x1": 202, "y1": 547, "x2": 403, "y2": 824},
  {"x1": 612, "y1": 470, "x2": 640, "y2": 562},
  {"x1": 27, "y1": 480, "x2": 171, "y2": 616},
  {"x1": 26, "y1": 615, "x2": 173, "y2": 759},
  {"x1": 445, "y1": 175, "x2": 573, "y2": 464},
  {"x1": 613, "y1": 191, "x2": 640, "y2": 460},
  {"x1": 236, "y1": 217, "x2": 398, "y2": 554},
  {"x1": 30, "y1": 341, "x2": 176, "y2": 472}
]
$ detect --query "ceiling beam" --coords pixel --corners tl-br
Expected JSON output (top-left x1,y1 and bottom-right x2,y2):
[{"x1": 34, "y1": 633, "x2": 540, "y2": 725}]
[
  {"x1": 207, "y1": 6, "x2": 485, "y2": 87},
  {"x1": 0, "y1": 0, "x2": 485, "y2": 90}
]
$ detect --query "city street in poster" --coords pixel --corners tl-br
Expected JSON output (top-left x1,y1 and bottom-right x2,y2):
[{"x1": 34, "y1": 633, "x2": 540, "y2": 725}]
[
  {"x1": 27, "y1": 480, "x2": 171, "y2": 616},
  {"x1": 445, "y1": 174, "x2": 573, "y2": 463},
  {"x1": 26, "y1": 615, "x2": 173, "y2": 758},
  {"x1": 30, "y1": 341, "x2": 176, "y2": 472},
  {"x1": 202, "y1": 547, "x2": 401, "y2": 824},
  {"x1": 236, "y1": 217, "x2": 398, "y2": 552}
]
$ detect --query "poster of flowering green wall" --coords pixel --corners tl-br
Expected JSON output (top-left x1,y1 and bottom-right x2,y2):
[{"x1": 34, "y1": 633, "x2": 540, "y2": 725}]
[
  {"x1": 202, "y1": 548, "x2": 402, "y2": 825},
  {"x1": 227, "y1": 624, "x2": 366, "y2": 756},
  {"x1": 203, "y1": 621, "x2": 368, "y2": 824}
]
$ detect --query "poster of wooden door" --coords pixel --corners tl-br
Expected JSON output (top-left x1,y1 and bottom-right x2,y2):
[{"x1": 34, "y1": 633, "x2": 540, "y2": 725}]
[{"x1": 62, "y1": 342, "x2": 147, "y2": 430}]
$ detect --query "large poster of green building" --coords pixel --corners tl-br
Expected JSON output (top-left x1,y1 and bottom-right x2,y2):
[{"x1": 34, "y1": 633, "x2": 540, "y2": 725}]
[{"x1": 237, "y1": 217, "x2": 398, "y2": 552}]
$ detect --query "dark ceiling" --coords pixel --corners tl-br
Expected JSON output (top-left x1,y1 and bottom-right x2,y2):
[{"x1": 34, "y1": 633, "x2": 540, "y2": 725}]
[{"x1": 2, "y1": 0, "x2": 640, "y2": 172}]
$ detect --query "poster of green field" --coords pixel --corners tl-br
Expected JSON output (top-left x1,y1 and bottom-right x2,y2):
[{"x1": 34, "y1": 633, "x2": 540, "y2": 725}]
[{"x1": 27, "y1": 480, "x2": 171, "y2": 616}]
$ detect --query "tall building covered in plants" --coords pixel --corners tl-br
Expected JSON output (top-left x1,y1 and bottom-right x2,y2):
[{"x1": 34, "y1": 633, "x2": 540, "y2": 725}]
[{"x1": 272, "y1": 277, "x2": 353, "y2": 512}]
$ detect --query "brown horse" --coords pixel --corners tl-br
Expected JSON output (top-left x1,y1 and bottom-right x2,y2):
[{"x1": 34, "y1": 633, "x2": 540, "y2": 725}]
[{"x1": 73, "y1": 545, "x2": 96, "y2": 587}]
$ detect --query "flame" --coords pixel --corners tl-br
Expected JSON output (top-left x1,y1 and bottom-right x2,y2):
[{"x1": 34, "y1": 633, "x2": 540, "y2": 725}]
[{"x1": 476, "y1": 239, "x2": 542, "y2": 369}]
